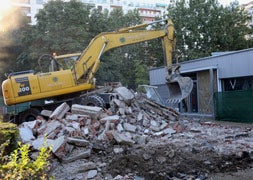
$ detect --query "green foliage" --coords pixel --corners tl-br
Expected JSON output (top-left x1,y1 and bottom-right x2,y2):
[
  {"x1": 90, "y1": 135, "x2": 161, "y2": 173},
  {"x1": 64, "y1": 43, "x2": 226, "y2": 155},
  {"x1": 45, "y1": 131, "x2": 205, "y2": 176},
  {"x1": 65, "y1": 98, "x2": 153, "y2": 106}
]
[
  {"x1": 167, "y1": 0, "x2": 253, "y2": 61},
  {"x1": 0, "y1": 122, "x2": 18, "y2": 155},
  {"x1": 88, "y1": 8, "x2": 109, "y2": 37},
  {"x1": 134, "y1": 60, "x2": 149, "y2": 86},
  {"x1": 0, "y1": 140, "x2": 10, "y2": 164},
  {"x1": 30, "y1": 0, "x2": 91, "y2": 62},
  {"x1": 0, "y1": 141, "x2": 52, "y2": 180}
]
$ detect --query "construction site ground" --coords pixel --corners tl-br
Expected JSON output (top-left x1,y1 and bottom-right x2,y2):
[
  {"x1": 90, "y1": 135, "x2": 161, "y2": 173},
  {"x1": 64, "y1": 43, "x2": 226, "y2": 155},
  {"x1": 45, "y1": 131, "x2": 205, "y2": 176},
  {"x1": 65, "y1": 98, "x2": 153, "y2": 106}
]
[
  {"x1": 48, "y1": 117, "x2": 253, "y2": 180},
  {"x1": 17, "y1": 87, "x2": 253, "y2": 179},
  {"x1": 192, "y1": 118, "x2": 253, "y2": 180}
]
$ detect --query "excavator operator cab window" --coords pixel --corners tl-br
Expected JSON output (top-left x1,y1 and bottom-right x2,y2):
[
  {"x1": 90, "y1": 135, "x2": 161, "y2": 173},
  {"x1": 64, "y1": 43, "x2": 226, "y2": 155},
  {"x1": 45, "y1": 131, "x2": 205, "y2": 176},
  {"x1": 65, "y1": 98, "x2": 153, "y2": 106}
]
[
  {"x1": 55, "y1": 54, "x2": 81, "y2": 70},
  {"x1": 49, "y1": 59, "x2": 60, "y2": 72}
]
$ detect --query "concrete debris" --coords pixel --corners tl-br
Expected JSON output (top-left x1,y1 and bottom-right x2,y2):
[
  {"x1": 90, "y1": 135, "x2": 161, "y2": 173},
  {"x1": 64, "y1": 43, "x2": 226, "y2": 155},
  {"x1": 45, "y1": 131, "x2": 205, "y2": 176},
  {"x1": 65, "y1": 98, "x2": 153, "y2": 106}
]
[
  {"x1": 17, "y1": 86, "x2": 253, "y2": 180},
  {"x1": 67, "y1": 137, "x2": 90, "y2": 147},
  {"x1": 113, "y1": 86, "x2": 135, "y2": 105},
  {"x1": 77, "y1": 162, "x2": 96, "y2": 173},
  {"x1": 51, "y1": 136, "x2": 67, "y2": 158},
  {"x1": 71, "y1": 104, "x2": 103, "y2": 120},
  {"x1": 111, "y1": 131, "x2": 135, "y2": 144},
  {"x1": 19, "y1": 125, "x2": 35, "y2": 143},
  {"x1": 31, "y1": 137, "x2": 54, "y2": 150},
  {"x1": 18, "y1": 87, "x2": 178, "y2": 158},
  {"x1": 40, "y1": 109, "x2": 53, "y2": 117},
  {"x1": 44, "y1": 120, "x2": 62, "y2": 137},
  {"x1": 50, "y1": 102, "x2": 70, "y2": 120},
  {"x1": 62, "y1": 149, "x2": 91, "y2": 163},
  {"x1": 87, "y1": 169, "x2": 98, "y2": 179}
]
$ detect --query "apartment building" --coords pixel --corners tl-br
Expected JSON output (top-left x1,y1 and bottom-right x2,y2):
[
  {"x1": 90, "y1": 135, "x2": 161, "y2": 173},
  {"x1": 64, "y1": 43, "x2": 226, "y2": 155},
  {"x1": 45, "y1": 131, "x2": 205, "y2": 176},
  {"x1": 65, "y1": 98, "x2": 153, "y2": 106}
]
[
  {"x1": 241, "y1": 1, "x2": 253, "y2": 27},
  {"x1": 10, "y1": 0, "x2": 175, "y2": 25},
  {"x1": 10, "y1": 0, "x2": 43, "y2": 25}
]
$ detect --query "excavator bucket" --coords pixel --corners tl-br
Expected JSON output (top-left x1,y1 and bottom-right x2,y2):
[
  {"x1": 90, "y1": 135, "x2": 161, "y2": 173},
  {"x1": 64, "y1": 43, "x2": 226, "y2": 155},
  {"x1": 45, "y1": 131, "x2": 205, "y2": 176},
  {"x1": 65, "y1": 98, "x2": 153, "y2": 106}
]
[{"x1": 166, "y1": 74, "x2": 193, "y2": 103}]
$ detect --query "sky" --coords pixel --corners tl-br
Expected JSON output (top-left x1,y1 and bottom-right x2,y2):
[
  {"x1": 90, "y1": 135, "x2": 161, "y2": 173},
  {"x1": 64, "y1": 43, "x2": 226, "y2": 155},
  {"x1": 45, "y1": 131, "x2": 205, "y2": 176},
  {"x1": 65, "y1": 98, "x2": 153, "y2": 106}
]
[{"x1": 219, "y1": 0, "x2": 252, "y2": 5}]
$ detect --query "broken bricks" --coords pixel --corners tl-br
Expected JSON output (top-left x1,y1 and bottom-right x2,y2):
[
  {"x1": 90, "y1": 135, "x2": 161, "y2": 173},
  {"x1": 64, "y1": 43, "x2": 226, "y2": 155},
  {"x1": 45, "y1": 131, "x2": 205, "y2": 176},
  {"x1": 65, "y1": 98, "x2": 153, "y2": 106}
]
[
  {"x1": 18, "y1": 88, "x2": 179, "y2": 160},
  {"x1": 17, "y1": 86, "x2": 184, "y2": 179},
  {"x1": 16, "y1": 85, "x2": 253, "y2": 180}
]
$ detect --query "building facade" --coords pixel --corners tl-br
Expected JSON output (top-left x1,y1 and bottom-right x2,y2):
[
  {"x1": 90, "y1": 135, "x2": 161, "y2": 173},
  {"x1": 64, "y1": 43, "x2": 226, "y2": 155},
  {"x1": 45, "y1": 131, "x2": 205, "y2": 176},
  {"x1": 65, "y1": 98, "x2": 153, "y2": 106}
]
[
  {"x1": 241, "y1": 1, "x2": 253, "y2": 28},
  {"x1": 149, "y1": 48, "x2": 253, "y2": 118},
  {"x1": 9, "y1": 1, "x2": 253, "y2": 27},
  {"x1": 10, "y1": 0, "x2": 175, "y2": 25}
]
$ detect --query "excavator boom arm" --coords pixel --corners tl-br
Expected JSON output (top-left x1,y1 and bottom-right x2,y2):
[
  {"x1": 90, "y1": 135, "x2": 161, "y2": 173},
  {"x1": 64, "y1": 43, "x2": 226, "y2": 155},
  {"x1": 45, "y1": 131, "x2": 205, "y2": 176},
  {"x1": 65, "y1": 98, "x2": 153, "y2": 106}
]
[{"x1": 73, "y1": 19, "x2": 175, "y2": 83}]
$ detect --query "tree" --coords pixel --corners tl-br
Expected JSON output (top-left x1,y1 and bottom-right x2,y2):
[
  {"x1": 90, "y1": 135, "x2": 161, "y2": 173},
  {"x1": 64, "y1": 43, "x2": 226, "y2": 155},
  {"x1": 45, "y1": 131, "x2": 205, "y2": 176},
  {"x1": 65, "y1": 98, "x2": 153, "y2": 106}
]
[
  {"x1": 134, "y1": 60, "x2": 149, "y2": 85},
  {"x1": 167, "y1": 0, "x2": 252, "y2": 61},
  {"x1": 95, "y1": 8, "x2": 146, "y2": 89},
  {"x1": 29, "y1": 0, "x2": 91, "y2": 66},
  {"x1": 144, "y1": 17, "x2": 172, "y2": 67},
  {"x1": 88, "y1": 8, "x2": 109, "y2": 38}
]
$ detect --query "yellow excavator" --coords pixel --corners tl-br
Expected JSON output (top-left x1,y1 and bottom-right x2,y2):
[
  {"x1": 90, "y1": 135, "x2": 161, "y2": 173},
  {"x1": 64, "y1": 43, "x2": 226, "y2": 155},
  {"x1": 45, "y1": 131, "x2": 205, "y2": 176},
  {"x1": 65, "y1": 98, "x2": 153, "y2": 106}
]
[{"x1": 1, "y1": 19, "x2": 193, "y2": 122}]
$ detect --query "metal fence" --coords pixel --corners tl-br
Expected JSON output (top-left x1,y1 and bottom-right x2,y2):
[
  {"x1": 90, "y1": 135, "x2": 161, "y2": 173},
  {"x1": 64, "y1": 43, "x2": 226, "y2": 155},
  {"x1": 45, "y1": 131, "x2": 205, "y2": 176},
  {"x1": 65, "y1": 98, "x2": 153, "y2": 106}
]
[{"x1": 214, "y1": 90, "x2": 253, "y2": 123}]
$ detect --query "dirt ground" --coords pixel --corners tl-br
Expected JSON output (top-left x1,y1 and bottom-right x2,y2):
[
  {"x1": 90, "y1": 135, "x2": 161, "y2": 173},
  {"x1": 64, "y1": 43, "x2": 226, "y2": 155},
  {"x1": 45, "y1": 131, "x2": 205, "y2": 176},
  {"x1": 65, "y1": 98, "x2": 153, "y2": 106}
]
[
  {"x1": 49, "y1": 117, "x2": 253, "y2": 179},
  {"x1": 208, "y1": 168, "x2": 253, "y2": 180},
  {"x1": 205, "y1": 119, "x2": 253, "y2": 180},
  {"x1": 106, "y1": 140, "x2": 252, "y2": 179}
]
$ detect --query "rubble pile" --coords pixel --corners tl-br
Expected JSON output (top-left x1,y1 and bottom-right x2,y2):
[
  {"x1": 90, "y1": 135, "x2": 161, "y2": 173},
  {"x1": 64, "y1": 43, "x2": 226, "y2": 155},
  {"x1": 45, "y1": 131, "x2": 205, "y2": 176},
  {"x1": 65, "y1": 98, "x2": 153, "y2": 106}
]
[{"x1": 18, "y1": 87, "x2": 253, "y2": 180}]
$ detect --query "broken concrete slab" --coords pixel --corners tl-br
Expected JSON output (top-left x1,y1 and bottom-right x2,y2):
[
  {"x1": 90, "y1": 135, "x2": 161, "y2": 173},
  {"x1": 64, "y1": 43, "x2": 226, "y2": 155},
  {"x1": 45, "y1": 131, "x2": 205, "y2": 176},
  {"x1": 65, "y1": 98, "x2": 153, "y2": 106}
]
[
  {"x1": 123, "y1": 123, "x2": 137, "y2": 132},
  {"x1": 67, "y1": 137, "x2": 90, "y2": 147},
  {"x1": 44, "y1": 120, "x2": 62, "y2": 137},
  {"x1": 100, "y1": 115, "x2": 120, "y2": 124},
  {"x1": 71, "y1": 104, "x2": 103, "y2": 120},
  {"x1": 112, "y1": 131, "x2": 135, "y2": 144},
  {"x1": 31, "y1": 136, "x2": 55, "y2": 150},
  {"x1": 114, "y1": 86, "x2": 134, "y2": 105},
  {"x1": 19, "y1": 126, "x2": 35, "y2": 143},
  {"x1": 163, "y1": 127, "x2": 177, "y2": 135},
  {"x1": 113, "y1": 147, "x2": 124, "y2": 154},
  {"x1": 63, "y1": 126, "x2": 76, "y2": 135},
  {"x1": 69, "y1": 121, "x2": 80, "y2": 130},
  {"x1": 111, "y1": 98, "x2": 126, "y2": 108},
  {"x1": 51, "y1": 136, "x2": 66, "y2": 159},
  {"x1": 62, "y1": 149, "x2": 91, "y2": 163},
  {"x1": 77, "y1": 162, "x2": 97, "y2": 173},
  {"x1": 40, "y1": 109, "x2": 52, "y2": 117},
  {"x1": 87, "y1": 169, "x2": 98, "y2": 179},
  {"x1": 50, "y1": 102, "x2": 70, "y2": 120},
  {"x1": 116, "y1": 123, "x2": 124, "y2": 132},
  {"x1": 23, "y1": 120, "x2": 39, "y2": 129}
]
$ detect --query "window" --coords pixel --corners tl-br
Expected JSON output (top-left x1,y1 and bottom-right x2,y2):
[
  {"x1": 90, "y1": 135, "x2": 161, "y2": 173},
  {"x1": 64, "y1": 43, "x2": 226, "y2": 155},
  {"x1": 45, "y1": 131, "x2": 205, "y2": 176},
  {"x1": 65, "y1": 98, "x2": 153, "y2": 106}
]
[
  {"x1": 222, "y1": 76, "x2": 253, "y2": 91},
  {"x1": 36, "y1": 0, "x2": 43, "y2": 4},
  {"x1": 21, "y1": 7, "x2": 31, "y2": 14},
  {"x1": 14, "y1": 0, "x2": 30, "y2": 3},
  {"x1": 98, "y1": 5, "x2": 102, "y2": 11}
]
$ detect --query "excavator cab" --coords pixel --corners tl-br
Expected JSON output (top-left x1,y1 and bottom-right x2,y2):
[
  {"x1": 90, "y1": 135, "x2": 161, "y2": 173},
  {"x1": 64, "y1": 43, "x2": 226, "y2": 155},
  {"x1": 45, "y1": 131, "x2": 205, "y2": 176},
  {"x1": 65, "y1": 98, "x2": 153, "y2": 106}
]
[{"x1": 54, "y1": 53, "x2": 81, "y2": 70}]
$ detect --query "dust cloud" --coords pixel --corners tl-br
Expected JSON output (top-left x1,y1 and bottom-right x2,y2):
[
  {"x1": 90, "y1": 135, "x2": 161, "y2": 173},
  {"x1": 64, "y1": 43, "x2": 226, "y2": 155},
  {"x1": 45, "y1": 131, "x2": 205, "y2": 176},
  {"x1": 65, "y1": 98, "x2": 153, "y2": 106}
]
[{"x1": 0, "y1": 1, "x2": 24, "y2": 61}]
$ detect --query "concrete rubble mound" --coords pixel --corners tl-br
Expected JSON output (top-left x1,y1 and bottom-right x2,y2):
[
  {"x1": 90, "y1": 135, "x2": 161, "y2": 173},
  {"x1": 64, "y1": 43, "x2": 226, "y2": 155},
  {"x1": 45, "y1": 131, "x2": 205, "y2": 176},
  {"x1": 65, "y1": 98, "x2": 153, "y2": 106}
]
[{"x1": 18, "y1": 86, "x2": 253, "y2": 180}]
